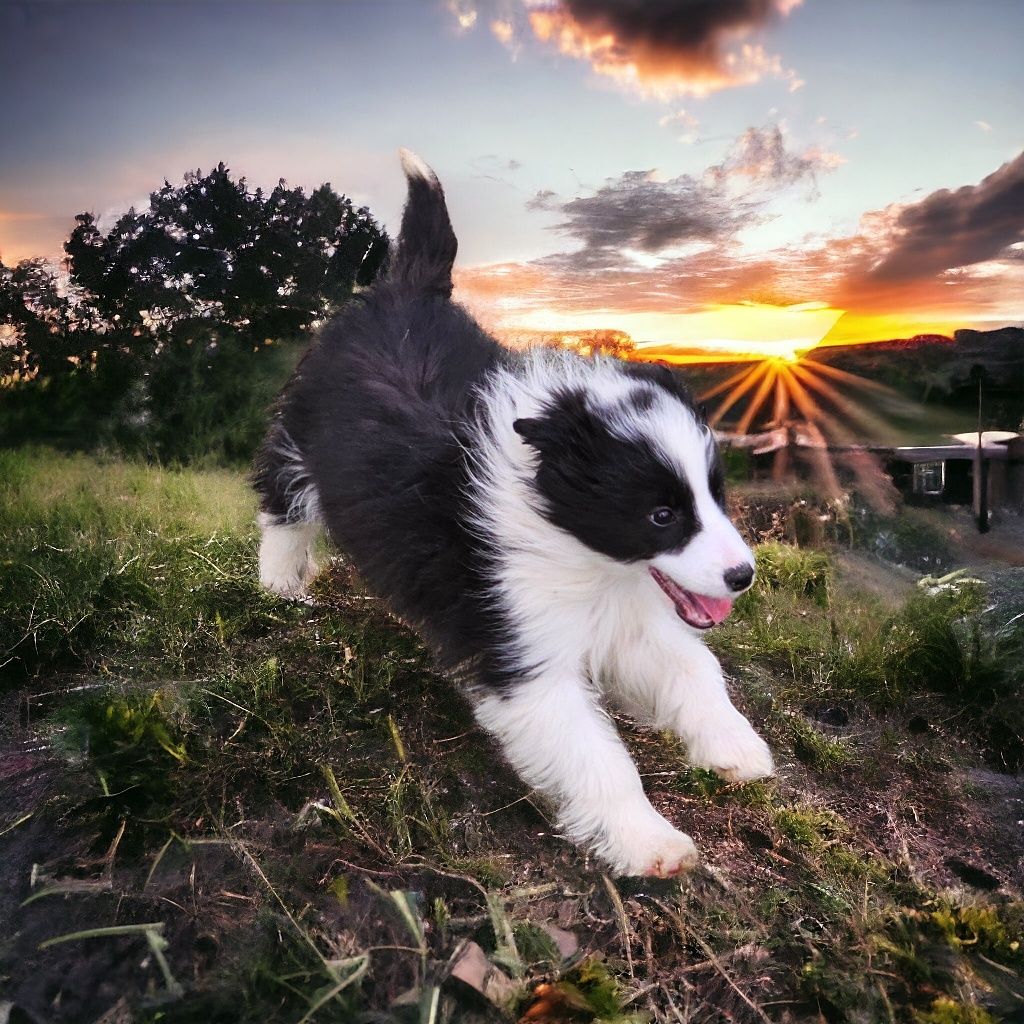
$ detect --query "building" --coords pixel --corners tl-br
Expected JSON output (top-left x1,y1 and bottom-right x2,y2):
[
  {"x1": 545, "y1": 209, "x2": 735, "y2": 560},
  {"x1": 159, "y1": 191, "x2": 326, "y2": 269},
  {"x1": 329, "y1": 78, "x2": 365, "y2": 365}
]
[
  {"x1": 881, "y1": 431, "x2": 1024, "y2": 513},
  {"x1": 721, "y1": 426, "x2": 1024, "y2": 522}
]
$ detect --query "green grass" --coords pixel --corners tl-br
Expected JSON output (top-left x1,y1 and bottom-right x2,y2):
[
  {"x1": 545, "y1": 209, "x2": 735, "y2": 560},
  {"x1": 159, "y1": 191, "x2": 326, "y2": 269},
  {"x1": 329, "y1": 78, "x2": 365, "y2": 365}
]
[
  {"x1": 710, "y1": 541, "x2": 1023, "y2": 768},
  {"x1": 1, "y1": 449, "x2": 1022, "y2": 1023}
]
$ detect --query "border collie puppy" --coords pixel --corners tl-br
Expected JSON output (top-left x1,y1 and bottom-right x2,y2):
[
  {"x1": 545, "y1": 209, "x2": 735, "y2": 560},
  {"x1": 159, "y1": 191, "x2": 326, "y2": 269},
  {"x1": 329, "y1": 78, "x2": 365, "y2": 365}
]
[{"x1": 253, "y1": 151, "x2": 773, "y2": 876}]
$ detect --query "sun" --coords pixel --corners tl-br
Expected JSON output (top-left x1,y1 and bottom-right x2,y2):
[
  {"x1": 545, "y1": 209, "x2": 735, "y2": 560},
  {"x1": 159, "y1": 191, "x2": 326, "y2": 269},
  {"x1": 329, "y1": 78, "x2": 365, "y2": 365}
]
[
  {"x1": 504, "y1": 300, "x2": 846, "y2": 364},
  {"x1": 632, "y1": 301, "x2": 846, "y2": 364}
]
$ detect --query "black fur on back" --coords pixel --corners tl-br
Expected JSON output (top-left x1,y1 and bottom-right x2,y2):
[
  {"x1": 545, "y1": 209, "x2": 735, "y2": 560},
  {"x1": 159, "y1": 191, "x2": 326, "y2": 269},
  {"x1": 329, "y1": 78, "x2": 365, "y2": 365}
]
[{"x1": 254, "y1": 156, "x2": 515, "y2": 681}]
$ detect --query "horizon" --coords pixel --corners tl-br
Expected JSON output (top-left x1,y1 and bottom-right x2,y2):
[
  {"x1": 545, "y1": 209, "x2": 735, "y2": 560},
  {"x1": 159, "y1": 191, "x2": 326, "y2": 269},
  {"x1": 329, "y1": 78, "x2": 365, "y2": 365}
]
[{"x1": 2, "y1": 0, "x2": 1023, "y2": 357}]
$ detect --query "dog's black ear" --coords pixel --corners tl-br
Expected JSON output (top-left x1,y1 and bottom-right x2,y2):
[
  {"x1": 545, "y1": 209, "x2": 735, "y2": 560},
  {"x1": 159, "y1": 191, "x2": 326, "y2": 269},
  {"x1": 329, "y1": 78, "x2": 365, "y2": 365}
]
[
  {"x1": 515, "y1": 392, "x2": 592, "y2": 454},
  {"x1": 513, "y1": 417, "x2": 546, "y2": 449},
  {"x1": 514, "y1": 415, "x2": 572, "y2": 455}
]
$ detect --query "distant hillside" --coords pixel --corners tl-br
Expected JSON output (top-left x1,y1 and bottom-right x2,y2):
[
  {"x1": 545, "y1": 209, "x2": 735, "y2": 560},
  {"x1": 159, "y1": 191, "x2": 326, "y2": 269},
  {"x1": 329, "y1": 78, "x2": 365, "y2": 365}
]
[{"x1": 809, "y1": 326, "x2": 1024, "y2": 427}]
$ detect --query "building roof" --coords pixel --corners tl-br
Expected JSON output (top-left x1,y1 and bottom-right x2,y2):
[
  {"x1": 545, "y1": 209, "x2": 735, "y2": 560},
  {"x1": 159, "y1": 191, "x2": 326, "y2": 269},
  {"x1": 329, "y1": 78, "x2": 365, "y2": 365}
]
[
  {"x1": 949, "y1": 430, "x2": 1020, "y2": 446},
  {"x1": 890, "y1": 444, "x2": 1010, "y2": 463}
]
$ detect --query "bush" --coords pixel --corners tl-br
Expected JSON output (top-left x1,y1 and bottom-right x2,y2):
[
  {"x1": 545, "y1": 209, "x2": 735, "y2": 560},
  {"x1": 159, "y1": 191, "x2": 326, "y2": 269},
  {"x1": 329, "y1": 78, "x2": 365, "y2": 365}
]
[{"x1": 754, "y1": 542, "x2": 832, "y2": 603}]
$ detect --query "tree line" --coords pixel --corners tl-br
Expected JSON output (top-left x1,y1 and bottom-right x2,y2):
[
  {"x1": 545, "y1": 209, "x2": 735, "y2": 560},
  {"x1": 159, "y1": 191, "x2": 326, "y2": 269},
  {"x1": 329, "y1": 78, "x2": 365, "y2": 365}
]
[{"x1": 0, "y1": 164, "x2": 389, "y2": 463}]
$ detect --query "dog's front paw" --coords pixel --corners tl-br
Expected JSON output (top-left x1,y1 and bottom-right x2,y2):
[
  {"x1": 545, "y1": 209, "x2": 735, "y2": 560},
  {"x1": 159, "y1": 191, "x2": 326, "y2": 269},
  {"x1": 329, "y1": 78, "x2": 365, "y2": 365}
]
[
  {"x1": 594, "y1": 809, "x2": 699, "y2": 878},
  {"x1": 687, "y1": 712, "x2": 774, "y2": 783}
]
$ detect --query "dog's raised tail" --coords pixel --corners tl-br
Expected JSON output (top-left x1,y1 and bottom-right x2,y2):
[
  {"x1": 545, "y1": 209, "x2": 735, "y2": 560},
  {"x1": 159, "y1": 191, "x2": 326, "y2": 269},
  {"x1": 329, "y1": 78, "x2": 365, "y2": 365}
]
[{"x1": 391, "y1": 148, "x2": 457, "y2": 298}]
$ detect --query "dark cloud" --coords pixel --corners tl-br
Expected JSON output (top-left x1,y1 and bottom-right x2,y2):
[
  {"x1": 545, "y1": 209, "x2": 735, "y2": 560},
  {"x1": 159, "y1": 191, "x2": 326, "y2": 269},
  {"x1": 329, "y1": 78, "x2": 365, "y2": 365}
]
[
  {"x1": 866, "y1": 150, "x2": 1024, "y2": 282},
  {"x1": 525, "y1": 123, "x2": 838, "y2": 268},
  {"x1": 560, "y1": 0, "x2": 792, "y2": 62},
  {"x1": 459, "y1": 135, "x2": 1022, "y2": 330},
  {"x1": 461, "y1": 152, "x2": 1024, "y2": 324},
  {"x1": 521, "y1": 149, "x2": 1024, "y2": 316},
  {"x1": 533, "y1": 169, "x2": 752, "y2": 265}
]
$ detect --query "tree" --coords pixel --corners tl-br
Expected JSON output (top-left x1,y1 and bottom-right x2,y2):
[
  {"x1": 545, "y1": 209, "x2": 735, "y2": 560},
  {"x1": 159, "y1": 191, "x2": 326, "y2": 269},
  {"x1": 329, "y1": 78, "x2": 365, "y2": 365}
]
[
  {"x1": 0, "y1": 258, "x2": 76, "y2": 380},
  {"x1": 2, "y1": 164, "x2": 389, "y2": 461},
  {"x1": 65, "y1": 165, "x2": 388, "y2": 348}
]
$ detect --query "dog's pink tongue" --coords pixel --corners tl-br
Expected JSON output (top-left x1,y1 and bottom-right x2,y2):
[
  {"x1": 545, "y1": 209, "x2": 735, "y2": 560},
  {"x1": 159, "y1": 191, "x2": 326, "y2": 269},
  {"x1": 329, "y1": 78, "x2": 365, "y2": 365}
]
[{"x1": 695, "y1": 594, "x2": 734, "y2": 625}]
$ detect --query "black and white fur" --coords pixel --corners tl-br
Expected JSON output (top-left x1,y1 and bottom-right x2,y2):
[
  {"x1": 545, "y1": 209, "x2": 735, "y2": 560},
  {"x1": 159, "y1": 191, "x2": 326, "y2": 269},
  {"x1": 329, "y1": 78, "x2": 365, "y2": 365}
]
[{"x1": 253, "y1": 150, "x2": 773, "y2": 877}]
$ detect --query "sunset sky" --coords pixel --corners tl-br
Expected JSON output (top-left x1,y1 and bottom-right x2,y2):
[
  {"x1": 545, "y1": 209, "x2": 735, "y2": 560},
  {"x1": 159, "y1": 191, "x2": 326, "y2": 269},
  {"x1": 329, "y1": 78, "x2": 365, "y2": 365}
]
[{"x1": 2, "y1": 0, "x2": 1023, "y2": 357}]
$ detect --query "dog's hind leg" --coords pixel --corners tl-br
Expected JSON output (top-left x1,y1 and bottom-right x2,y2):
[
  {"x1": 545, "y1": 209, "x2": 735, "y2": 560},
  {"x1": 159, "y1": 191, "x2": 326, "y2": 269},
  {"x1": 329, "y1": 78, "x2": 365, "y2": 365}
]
[
  {"x1": 252, "y1": 424, "x2": 323, "y2": 598},
  {"x1": 258, "y1": 514, "x2": 321, "y2": 599},
  {"x1": 474, "y1": 674, "x2": 698, "y2": 877}
]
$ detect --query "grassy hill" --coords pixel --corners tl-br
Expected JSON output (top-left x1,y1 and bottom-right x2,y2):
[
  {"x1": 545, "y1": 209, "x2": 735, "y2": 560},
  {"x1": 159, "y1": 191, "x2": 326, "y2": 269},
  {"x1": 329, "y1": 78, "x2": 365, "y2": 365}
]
[
  {"x1": 1, "y1": 449, "x2": 1022, "y2": 1023},
  {"x1": 808, "y1": 328, "x2": 1024, "y2": 436}
]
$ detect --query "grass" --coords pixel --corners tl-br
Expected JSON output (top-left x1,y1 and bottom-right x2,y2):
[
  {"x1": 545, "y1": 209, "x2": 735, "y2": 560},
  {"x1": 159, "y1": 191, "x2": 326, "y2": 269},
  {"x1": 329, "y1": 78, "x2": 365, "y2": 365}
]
[
  {"x1": 1, "y1": 448, "x2": 1023, "y2": 1023},
  {"x1": 710, "y1": 540, "x2": 1023, "y2": 767}
]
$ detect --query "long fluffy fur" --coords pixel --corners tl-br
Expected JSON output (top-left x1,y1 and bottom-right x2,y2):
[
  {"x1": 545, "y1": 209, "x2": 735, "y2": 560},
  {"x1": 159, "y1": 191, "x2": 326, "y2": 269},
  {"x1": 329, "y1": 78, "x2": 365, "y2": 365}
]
[{"x1": 253, "y1": 152, "x2": 773, "y2": 876}]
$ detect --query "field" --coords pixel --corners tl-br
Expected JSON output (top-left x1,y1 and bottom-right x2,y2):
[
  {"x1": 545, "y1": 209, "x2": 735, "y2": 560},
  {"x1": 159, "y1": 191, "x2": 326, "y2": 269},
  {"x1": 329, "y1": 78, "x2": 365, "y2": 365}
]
[{"x1": 1, "y1": 448, "x2": 1022, "y2": 1024}]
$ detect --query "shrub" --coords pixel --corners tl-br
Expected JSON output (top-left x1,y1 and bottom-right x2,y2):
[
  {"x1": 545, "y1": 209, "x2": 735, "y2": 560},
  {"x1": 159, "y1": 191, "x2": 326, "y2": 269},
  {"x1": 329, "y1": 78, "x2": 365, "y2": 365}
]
[{"x1": 754, "y1": 542, "x2": 832, "y2": 603}]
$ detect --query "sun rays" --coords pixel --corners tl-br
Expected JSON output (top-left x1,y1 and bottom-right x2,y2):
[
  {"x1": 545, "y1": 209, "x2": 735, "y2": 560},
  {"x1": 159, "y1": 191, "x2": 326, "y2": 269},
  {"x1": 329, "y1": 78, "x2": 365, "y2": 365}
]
[
  {"x1": 695, "y1": 352, "x2": 908, "y2": 509},
  {"x1": 702, "y1": 356, "x2": 894, "y2": 435},
  {"x1": 502, "y1": 300, "x2": 925, "y2": 511}
]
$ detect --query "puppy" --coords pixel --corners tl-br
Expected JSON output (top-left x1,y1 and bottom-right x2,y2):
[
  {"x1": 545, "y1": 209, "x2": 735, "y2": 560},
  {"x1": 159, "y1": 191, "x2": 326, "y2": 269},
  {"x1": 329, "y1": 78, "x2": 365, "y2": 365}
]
[{"x1": 253, "y1": 150, "x2": 773, "y2": 876}]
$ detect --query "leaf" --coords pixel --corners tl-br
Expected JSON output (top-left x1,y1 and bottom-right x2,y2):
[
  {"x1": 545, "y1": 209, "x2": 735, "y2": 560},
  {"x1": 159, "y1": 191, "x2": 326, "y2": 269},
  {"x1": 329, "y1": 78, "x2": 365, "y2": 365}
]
[
  {"x1": 319, "y1": 763, "x2": 357, "y2": 823},
  {"x1": 387, "y1": 714, "x2": 408, "y2": 763},
  {"x1": 327, "y1": 875, "x2": 349, "y2": 907},
  {"x1": 448, "y1": 940, "x2": 518, "y2": 1010},
  {"x1": 538, "y1": 922, "x2": 580, "y2": 961}
]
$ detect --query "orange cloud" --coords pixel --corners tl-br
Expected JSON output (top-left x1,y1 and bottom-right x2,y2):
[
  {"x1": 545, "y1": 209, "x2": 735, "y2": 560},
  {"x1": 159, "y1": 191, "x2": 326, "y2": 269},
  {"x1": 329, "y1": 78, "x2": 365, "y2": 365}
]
[
  {"x1": 455, "y1": 156, "x2": 1024, "y2": 350},
  {"x1": 518, "y1": 0, "x2": 803, "y2": 98}
]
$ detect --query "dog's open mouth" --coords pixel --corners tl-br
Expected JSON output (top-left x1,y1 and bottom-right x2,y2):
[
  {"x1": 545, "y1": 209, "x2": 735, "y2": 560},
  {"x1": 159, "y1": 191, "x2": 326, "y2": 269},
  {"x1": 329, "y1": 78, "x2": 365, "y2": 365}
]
[{"x1": 649, "y1": 567, "x2": 734, "y2": 630}]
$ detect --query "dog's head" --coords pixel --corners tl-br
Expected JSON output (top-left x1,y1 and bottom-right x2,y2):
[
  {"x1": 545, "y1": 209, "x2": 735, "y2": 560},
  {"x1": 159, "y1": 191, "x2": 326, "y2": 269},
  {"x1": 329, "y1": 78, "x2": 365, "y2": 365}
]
[{"x1": 514, "y1": 362, "x2": 754, "y2": 630}]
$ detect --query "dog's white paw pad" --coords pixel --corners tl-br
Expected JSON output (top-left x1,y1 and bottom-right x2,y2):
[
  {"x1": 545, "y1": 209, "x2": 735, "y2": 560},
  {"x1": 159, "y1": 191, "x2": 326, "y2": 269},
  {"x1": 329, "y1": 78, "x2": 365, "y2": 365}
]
[
  {"x1": 689, "y1": 719, "x2": 774, "y2": 783},
  {"x1": 641, "y1": 832, "x2": 699, "y2": 878},
  {"x1": 601, "y1": 816, "x2": 699, "y2": 877}
]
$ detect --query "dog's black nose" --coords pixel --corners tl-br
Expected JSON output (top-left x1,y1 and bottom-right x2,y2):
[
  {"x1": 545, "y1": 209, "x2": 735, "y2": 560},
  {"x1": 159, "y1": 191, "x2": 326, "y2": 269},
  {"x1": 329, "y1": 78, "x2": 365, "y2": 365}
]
[{"x1": 724, "y1": 563, "x2": 754, "y2": 593}]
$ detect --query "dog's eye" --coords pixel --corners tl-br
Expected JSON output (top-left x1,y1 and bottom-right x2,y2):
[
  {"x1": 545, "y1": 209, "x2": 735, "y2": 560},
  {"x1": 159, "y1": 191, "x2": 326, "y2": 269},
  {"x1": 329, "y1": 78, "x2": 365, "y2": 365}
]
[{"x1": 648, "y1": 507, "x2": 677, "y2": 527}]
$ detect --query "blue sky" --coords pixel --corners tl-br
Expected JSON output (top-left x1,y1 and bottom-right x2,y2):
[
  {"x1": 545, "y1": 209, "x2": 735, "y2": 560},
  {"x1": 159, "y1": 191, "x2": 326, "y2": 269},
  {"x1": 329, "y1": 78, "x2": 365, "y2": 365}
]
[{"x1": 3, "y1": 0, "x2": 1022, "y2": 348}]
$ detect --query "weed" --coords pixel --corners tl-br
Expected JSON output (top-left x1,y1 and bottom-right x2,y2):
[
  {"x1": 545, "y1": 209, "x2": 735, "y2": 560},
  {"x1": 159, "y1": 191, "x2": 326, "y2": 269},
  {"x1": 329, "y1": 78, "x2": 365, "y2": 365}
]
[
  {"x1": 773, "y1": 805, "x2": 848, "y2": 852},
  {"x1": 913, "y1": 998, "x2": 998, "y2": 1024},
  {"x1": 713, "y1": 538, "x2": 1022, "y2": 768},
  {"x1": 930, "y1": 901, "x2": 1022, "y2": 962}
]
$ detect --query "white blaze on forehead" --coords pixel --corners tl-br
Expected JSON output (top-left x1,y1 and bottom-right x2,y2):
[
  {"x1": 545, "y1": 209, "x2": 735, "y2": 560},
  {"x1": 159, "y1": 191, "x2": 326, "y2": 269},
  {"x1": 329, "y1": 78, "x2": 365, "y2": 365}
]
[{"x1": 601, "y1": 385, "x2": 714, "y2": 503}]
